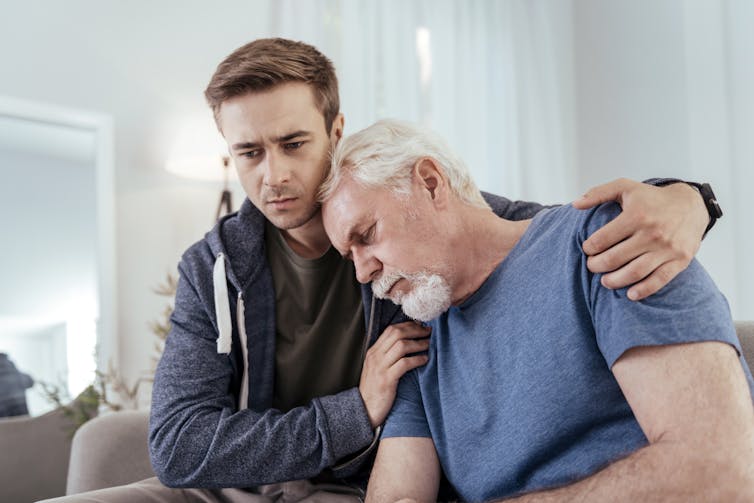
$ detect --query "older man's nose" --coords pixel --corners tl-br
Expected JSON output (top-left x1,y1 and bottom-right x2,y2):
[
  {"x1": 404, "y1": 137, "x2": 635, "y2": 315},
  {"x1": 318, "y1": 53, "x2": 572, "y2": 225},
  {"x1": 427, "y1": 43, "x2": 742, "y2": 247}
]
[{"x1": 353, "y1": 248, "x2": 379, "y2": 284}]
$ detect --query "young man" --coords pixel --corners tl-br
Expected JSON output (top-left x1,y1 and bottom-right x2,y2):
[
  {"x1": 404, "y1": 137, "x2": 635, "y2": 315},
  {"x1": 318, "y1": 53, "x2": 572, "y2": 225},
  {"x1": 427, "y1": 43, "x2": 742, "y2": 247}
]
[
  {"x1": 320, "y1": 119, "x2": 754, "y2": 503},
  {"x1": 45, "y1": 39, "x2": 715, "y2": 502}
]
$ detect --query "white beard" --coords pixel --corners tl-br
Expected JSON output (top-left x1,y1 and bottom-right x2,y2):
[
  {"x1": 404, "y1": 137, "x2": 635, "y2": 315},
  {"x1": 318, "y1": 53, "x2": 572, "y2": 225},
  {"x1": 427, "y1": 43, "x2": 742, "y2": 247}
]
[{"x1": 373, "y1": 271, "x2": 452, "y2": 322}]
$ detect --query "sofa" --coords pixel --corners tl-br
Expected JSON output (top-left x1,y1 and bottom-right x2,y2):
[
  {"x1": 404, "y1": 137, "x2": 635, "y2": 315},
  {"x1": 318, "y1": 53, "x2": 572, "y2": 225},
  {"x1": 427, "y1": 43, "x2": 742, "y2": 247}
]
[
  {"x1": 0, "y1": 395, "x2": 97, "y2": 502},
  {"x1": 6, "y1": 322, "x2": 753, "y2": 501}
]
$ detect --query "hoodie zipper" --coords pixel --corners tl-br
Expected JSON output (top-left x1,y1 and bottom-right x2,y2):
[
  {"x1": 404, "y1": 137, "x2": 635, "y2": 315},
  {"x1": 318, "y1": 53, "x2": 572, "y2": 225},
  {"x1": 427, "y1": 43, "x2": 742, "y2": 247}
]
[
  {"x1": 361, "y1": 294, "x2": 376, "y2": 366},
  {"x1": 237, "y1": 291, "x2": 249, "y2": 410}
]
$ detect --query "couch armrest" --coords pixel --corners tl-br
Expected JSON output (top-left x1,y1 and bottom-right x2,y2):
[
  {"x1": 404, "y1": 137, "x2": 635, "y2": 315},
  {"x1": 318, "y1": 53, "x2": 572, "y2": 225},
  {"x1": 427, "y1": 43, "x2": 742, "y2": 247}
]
[
  {"x1": 736, "y1": 321, "x2": 754, "y2": 365},
  {"x1": 0, "y1": 407, "x2": 78, "y2": 502},
  {"x1": 66, "y1": 410, "x2": 154, "y2": 495}
]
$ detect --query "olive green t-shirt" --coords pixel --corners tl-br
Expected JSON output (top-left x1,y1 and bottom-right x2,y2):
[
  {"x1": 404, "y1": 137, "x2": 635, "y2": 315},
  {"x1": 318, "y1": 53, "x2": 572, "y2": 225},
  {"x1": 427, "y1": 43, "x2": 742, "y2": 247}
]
[{"x1": 265, "y1": 220, "x2": 365, "y2": 412}]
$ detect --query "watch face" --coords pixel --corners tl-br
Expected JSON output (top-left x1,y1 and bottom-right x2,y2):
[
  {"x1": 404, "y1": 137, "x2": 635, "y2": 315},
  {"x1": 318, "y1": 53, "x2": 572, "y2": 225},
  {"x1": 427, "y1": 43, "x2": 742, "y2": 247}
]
[
  {"x1": 701, "y1": 183, "x2": 724, "y2": 218},
  {"x1": 709, "y1": 199, "x2": 723, "y2": 218}
]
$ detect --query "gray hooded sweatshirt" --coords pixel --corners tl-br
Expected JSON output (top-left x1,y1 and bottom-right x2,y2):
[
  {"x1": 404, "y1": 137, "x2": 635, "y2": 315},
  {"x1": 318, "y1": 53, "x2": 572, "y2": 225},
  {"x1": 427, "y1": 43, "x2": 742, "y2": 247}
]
[{"x1": 147, "y1": 192, "x2": 552, "y2": 489}]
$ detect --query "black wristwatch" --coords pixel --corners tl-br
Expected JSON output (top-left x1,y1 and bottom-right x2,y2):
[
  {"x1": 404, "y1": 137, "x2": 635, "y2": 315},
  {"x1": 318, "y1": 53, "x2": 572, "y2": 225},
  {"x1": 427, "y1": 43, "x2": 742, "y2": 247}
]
[{"x1": 687, "y1": 182, "x2": 723, "y2": 236}]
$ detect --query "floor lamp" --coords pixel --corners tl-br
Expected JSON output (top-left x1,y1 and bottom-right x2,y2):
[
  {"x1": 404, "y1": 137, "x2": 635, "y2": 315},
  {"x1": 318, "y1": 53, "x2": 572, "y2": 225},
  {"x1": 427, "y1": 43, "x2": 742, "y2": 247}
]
[
  {"x1": 215, "y1": 156, "x2": 233, "y2": 221},
  {"x1": 166, "y1": 153, "x2": 237, "y2": 222}
]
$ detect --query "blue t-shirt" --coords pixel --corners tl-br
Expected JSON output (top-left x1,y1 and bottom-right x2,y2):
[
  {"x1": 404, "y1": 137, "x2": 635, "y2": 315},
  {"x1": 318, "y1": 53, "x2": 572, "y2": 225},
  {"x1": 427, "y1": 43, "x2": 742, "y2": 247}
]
[{"x1": 382, "y1": 203, "x2": 754, "y2": 502}]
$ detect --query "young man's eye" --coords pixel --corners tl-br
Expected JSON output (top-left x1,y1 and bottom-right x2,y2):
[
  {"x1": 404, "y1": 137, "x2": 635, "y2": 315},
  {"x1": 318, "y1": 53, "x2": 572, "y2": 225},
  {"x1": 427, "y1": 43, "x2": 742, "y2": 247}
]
[
  {"x1": 241, "y1": 149, "x2": 262, "y2": 159},
  {"x1": 283, "y1": 141, "x2": 304, "y2": 150}
]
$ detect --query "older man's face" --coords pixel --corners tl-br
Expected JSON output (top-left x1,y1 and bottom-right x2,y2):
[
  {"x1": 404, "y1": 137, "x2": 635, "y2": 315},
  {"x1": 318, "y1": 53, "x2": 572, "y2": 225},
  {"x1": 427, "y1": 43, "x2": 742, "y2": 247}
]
[{"x1": 322, "y1": 175, "x2": 453, "y2": 321}]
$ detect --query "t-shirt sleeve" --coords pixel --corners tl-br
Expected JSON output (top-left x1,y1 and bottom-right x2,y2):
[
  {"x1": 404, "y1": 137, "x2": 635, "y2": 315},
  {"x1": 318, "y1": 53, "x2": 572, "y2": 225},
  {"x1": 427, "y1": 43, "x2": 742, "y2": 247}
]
[
  {"x1": 381, "y1": 370, "x2": 432, "y2": 439},
  {"x1": 581, "y1": 203, "x2": 742, "y2": 369}
]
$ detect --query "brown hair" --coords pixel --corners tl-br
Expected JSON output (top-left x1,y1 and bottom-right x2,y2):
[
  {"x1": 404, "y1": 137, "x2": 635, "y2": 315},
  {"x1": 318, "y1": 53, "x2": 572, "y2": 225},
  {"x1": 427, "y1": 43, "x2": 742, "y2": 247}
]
[{"x1": 205, "y1": 38, "x2": 340, "y2": 133}]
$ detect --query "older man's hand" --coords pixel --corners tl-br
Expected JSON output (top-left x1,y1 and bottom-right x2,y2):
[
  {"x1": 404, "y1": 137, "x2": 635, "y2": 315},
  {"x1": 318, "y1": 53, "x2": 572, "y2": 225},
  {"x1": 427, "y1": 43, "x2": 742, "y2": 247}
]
[{"x1": 573, "y1": 178, "x2": 709, "y2": 301}]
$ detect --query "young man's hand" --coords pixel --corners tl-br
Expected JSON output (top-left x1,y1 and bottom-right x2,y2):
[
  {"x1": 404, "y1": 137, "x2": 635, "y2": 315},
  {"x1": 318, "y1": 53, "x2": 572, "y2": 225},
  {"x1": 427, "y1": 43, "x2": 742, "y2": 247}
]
[
  {"x1": 359, "y1": 322, "x2": 431, "y2": 429},
  {"x1": 573, "y1": 178, "x2": 709, "y2": 301}
]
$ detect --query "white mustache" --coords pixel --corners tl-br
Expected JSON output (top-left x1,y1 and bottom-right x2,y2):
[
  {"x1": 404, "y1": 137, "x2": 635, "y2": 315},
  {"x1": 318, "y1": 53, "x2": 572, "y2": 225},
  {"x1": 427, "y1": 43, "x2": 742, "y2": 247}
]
[{"x1": 372, "y1": 272, "x2": 404, "y2": 300}]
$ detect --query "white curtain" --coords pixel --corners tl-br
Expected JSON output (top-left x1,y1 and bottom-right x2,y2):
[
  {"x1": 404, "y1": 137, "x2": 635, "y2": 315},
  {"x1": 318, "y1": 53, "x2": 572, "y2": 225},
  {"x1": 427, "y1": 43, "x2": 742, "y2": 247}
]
[
  {"x1": 271, "y1": 0, "x2": 576, "y2": 203},
  {"x1": 270, "y1": 1, "x2": 752, "y2": 319},
  {"x1": 682, "y1": 0, "x2": 753, "y2": 320}
]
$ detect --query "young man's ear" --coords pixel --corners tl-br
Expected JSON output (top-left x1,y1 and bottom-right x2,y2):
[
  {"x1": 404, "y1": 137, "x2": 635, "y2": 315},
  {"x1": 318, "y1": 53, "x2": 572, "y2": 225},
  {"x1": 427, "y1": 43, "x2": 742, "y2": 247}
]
[
  {"x1": 330, "y1": 113, "x2": 345, "y2": 144},
  {"x1": 413, "y1": 158, "x2": 447, "y2": 204}
]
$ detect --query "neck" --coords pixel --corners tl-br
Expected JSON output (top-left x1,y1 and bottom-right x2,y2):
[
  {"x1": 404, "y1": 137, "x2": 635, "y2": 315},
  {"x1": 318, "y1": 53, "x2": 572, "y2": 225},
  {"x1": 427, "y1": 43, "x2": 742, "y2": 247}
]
[
  {"x1": 280, "y1": 212, "x2": 332, "y2": 259},
  {"x1": 449, "y1": 208, "x2": 531, "y2": 305}
]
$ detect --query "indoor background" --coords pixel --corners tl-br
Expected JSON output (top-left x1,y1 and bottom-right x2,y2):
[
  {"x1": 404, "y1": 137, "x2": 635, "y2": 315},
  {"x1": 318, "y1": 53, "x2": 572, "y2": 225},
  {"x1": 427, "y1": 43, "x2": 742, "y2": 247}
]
[{"x1": 1, "y1": 0, "x2": 751, "y2": 413}]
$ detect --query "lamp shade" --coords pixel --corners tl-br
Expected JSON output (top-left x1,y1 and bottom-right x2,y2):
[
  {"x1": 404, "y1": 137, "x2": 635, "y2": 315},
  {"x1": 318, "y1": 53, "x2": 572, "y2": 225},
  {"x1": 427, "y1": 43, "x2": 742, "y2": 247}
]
[
  {"x1": 166, "y1": 155, "x2": 237, "y2": 182},
  {"x1": 165, "y1": 115, "x2": 237, "y2": 182}
]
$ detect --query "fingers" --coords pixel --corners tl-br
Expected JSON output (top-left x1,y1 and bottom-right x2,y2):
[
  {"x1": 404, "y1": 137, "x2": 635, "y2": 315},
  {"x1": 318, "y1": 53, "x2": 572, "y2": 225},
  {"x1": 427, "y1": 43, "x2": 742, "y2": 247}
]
[
  {"x1": 582, "y1": 213, "x2": 637, "y2": 256},
  {"x1": 597, "y1": 251, "x2": 688, "y2": 301},
  {"x1": 576, "y1": 178, "x2": 703, "y2": 302},
  {"x1": 389, "y1": 355, "x2": 430, "y2": 379},
  {"x1": 359, "y1": 322, "x2": 432, "y2": 427},
  {"x1": 371, "y1": 322, "x2": 431, "y2": 353},
  {"x1": 586, "y1": 233, "x2": 652, "y2": 274},
  {"x1": 367, "y1": 322, "x2": 430, "y2": 371},
  {"x1": 571, "y1": 178, "x2": 633, "y2": 210},
  {"x1": 384, "y1": 338, "x2": 431, "y2": 366},
  {"x1": 626, "y1": 260, "x2": 686, "y2": 301},
  {"x1": 598, "y1": 252, "x2": 663, "y2": 290}
]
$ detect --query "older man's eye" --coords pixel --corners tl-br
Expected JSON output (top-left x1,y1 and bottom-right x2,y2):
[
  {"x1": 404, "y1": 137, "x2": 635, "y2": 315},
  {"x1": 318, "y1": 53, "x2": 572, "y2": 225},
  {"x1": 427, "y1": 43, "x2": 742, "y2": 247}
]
[{"x1": 362, "y1": 224, "x2": 376, "y2": 244}]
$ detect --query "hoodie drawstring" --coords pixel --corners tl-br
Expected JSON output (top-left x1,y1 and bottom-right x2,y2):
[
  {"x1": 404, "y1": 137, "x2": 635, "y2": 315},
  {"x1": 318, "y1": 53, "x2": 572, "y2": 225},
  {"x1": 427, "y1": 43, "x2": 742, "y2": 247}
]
[
  {"x1": 213, "y1": 253, "x2": 232, "y2": 354},
  {"x1": 213, "y1": 253, "x2": 249, "y2": 410}
]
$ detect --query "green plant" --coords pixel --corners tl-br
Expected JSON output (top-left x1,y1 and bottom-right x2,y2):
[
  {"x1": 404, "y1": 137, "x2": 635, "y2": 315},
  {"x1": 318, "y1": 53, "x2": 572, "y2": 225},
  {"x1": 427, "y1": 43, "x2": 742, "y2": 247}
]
[{"x1": 38, "y1": 382, "x2": 99, "y2": 435}]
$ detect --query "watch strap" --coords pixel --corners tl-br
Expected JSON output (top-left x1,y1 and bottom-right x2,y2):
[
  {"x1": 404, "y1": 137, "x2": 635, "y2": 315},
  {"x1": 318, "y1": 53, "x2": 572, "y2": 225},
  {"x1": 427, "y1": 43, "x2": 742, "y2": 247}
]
[{"x1": 685, "y1": 181, "x2": 723, "y2": 236}]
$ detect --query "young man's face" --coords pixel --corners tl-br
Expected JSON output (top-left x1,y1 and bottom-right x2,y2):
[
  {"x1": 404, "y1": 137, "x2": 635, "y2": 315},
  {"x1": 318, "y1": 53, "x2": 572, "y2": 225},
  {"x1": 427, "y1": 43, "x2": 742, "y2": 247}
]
[
  {"x1": 217, "y1": 82, "x2": 343, "y2": 231},
  {"x1": 322, "y1": 175, "x2": 454, "y2": 321}
]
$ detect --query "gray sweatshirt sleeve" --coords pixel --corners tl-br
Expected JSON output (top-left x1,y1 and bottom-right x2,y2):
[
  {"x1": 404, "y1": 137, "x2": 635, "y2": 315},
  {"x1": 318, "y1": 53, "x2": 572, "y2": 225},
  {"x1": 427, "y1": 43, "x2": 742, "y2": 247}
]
[
  {"x1": 148, "y1": 259, "x2": 374, "y2": 488},
  {"x1": 482, "y1": 191, "x2": 553, "y2": 220}
]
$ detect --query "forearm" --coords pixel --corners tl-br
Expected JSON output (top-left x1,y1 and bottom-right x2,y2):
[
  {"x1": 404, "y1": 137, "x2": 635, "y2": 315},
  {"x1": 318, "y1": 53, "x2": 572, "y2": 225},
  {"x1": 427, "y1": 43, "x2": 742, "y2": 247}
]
[
  {"x1": 151, "y1": 377, "x2": 374, "y2": 487},
  {"x1": 483, "y1": 179, "x2": 693, "y2": 222},
  {"x1": 499, "y1": 437, "x2": 753, "y2": 502},
  {"x1": 150, "y1": 290, "x2": 375, "y2": 486}
]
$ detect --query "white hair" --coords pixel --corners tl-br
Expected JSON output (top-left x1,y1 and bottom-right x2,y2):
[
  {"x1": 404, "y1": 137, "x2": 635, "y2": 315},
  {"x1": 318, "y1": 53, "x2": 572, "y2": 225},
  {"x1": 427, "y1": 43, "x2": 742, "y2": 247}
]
[{"x1": 319, "y1": 119, "x2": 489, "y2": 209}]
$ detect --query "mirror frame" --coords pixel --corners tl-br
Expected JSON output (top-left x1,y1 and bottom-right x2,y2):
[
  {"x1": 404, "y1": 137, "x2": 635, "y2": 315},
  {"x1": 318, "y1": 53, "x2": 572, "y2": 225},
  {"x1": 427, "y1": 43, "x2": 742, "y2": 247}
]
[{"x1": 0, "y1": 95, "x2": 117, "y2": 375}]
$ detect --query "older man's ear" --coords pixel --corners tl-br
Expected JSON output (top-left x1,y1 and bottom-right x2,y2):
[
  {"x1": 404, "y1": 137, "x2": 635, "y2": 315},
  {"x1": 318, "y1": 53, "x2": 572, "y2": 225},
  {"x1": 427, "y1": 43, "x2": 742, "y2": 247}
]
[{"x1": 413, "y1": 158, "x2": 448, "y2": 205}]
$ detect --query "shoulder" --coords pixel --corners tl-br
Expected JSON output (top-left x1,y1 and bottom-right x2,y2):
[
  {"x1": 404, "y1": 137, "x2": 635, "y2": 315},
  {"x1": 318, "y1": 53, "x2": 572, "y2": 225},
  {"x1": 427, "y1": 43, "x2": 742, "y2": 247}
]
[
  {"x1": 178, "y1": 199, "x2": 267, "y2": 287},
  {"x1": 515, "y1": 202, "x2": 620, "y2": 251},
  {"x1": 536, "y1": 202, "x2": 623, "y2": 252}
]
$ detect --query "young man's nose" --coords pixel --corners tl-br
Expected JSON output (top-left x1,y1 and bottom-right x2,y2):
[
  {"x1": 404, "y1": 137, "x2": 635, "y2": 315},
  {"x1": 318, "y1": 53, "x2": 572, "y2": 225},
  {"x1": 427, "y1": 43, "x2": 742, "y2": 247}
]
[{"x1": 261, "y1": 153, "x2": 290, "y2": 186}]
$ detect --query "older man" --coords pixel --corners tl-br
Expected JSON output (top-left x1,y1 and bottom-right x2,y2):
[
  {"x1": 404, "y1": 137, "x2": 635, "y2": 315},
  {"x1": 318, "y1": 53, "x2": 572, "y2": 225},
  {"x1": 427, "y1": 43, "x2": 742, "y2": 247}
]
[{"x1": 321, "y1": 119, "x2": 754, "y2": 502}]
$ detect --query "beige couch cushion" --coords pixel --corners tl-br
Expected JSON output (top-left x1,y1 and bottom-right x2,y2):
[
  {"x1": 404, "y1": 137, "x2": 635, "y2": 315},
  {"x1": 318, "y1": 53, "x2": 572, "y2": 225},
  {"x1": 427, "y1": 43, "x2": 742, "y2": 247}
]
[
  {"x1": 66, "y1": 410, "x2": 154, "y2": 495},
  {"x1": 0, "y1": 406, "x2": 78, "y2": 502}
]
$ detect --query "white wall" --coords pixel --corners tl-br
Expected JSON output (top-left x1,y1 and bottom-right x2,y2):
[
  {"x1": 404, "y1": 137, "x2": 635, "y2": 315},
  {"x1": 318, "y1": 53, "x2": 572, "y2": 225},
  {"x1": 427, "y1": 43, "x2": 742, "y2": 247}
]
[
  {"x1": 1, "y1": 1, "x2": 750, "y2": 410},
  {"x1": 572, "y1": 0, "x2": 752, "y2": 319},
  {"x1": 0, "y1": 1, "x2": 269, "y2": 402}
]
